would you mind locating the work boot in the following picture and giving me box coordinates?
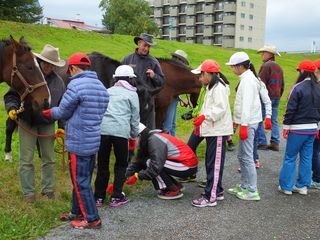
[257,144,268,150]
[267,142,279,151]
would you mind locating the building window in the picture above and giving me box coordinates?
[179,4,186,14]
[241,13,245,18]
[214,35,222,44]
[163,5,170,15]
[241,1,246,7]
[196,2,204,12]
[179,26,186,34]
[250,3,254,8]
[162,27,170,35]
[179,15,186,23]
[249,14,253,20]
[196,14,204,23]
[248,37,252,42]
[240,24,244,30]
[163,16,170,25]
[239,36,244,41]
[216,13,224,21]
[216,2,224,10]
[248,26,253,31]
[215,24,223,33]
[196,36,203,44]
[178,36,186,42]
[196,25,204,34]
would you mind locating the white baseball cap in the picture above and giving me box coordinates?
[191,64,202,74]
[226,52,250,66]
[113,65,136,78]
[138,123,146,134]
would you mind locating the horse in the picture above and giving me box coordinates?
[0,36,50,110]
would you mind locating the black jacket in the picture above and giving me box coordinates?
[4,71,66,127]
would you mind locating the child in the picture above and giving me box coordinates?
[94,65,140,207]
[42,52,109,229]
[190,60,233,207]
[279,60,320,195]
[226,52,262,201]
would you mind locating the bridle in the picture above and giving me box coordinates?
[10,50,47,102]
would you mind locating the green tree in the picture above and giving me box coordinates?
[0,0,42,24]
[100,0,159,36]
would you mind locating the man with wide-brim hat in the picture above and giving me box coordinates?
[256,44,284,152]
[171,49,189,66]
[122,33,165,129]
[4,44,66,202]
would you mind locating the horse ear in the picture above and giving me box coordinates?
[19,36,27,45]
[10,35,19,52]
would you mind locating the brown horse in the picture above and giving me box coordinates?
[155,59,201,128]
[0,36,50,110]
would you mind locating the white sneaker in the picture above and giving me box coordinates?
[293,186,308,195]
[278,186,292,195]
[5,152,12,162]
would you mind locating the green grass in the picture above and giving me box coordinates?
[0,20,319,239]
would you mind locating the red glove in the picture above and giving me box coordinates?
[265,117,272,130]
[106,183,114,195]
[42,109,52,118]
[283,129,289,139]
[126,173,138,185]
[193,115,205,127]
[128,138,136,151]
[239,125,248,140]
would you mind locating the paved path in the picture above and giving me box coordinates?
[43,139,320,240]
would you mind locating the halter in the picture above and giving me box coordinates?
[10,51,47,102]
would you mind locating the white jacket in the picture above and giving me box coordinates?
[233,70,262,125]
[256,79,272,118]
[199,81,233,137]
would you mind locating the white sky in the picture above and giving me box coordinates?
[39,0,320,52]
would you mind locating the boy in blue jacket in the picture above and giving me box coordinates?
[43,52,109,229]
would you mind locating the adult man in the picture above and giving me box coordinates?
[4,44,66,202]
[162,50,189,136]
[122,33,165,129]
[257,45,284,151]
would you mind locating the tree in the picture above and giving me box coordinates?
[0,0,42,24]
[99,0,159,36]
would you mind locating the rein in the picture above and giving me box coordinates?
[10,50,47,102]
[178,94,192,108]
[14,119,67,171]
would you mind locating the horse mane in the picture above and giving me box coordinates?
[157,58,191,71]
[89,51,120,65]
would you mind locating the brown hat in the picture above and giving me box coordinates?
[33,44,66,67]
[134,33,157,46]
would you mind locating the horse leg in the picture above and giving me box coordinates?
[5,117,17,161]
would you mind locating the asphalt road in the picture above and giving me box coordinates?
[42,138,320,240]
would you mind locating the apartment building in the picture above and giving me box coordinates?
[147,0,266,49]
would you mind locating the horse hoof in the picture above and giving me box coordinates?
[5,152,12,162]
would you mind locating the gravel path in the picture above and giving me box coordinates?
[42,138,320,240]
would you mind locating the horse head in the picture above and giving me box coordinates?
[0,36,50,111]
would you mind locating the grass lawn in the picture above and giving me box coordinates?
[0,20,319,239]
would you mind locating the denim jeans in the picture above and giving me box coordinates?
[312,134,320,182]
[163,97,179,136]
[279,131,315,191]
[270,99,280,144]
[238,123,258,192]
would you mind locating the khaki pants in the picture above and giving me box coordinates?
[18,120,55,196]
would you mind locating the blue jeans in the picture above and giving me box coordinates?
[279,131,315,191]
[163,97,178,136]
[253,125,259,161]
[312,134,320,182]
[270,99,280,144]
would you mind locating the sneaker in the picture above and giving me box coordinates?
[236,190,261,201]
[278,186,292,195]
[237,167,241,173]
[5,152,12,162]
[198,180,207,188]
[157,189,183,200]
[110,196,129,207]
[227,184,243,195]
[310,181,320,189]
[227,142,235,151]
[267,142,279,151]
[217,191,224,201]
[41,192,55,200]
[71,219,102,229]
[95,198,104,207]
[175,182,185,192]
[59,212,84,221]
[255,160,260,169]
[192,196,217,208]
[24,194,35,203]
[177,175,197,183]
[293,186,308,195]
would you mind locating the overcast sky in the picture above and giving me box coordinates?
[39,0,320,52]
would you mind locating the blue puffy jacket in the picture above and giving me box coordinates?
[51,71,109,156]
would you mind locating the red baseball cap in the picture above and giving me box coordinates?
[67,52,91,67]
[314,59,320,69]
[296,60,316,73]
[200,60,220,73]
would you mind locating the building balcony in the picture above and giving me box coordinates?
[223,26,235,36]
[187,0,196,4]
[170,0,179,5]
[204,4,214,14]
[186,17,195,26]
[203,38,213,45]
[170,8,179,16]
[154,9,163,18]
[154,0,163,8]
[204,15,214,25]
[186,28,195,37]
[186,6,196,15]
[224,2,236,12]
[204,27,213,36]
[223,15,236,24]
[222,38,235,48]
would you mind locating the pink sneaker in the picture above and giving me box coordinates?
[192,196,217,208]
[110,197,129,207]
